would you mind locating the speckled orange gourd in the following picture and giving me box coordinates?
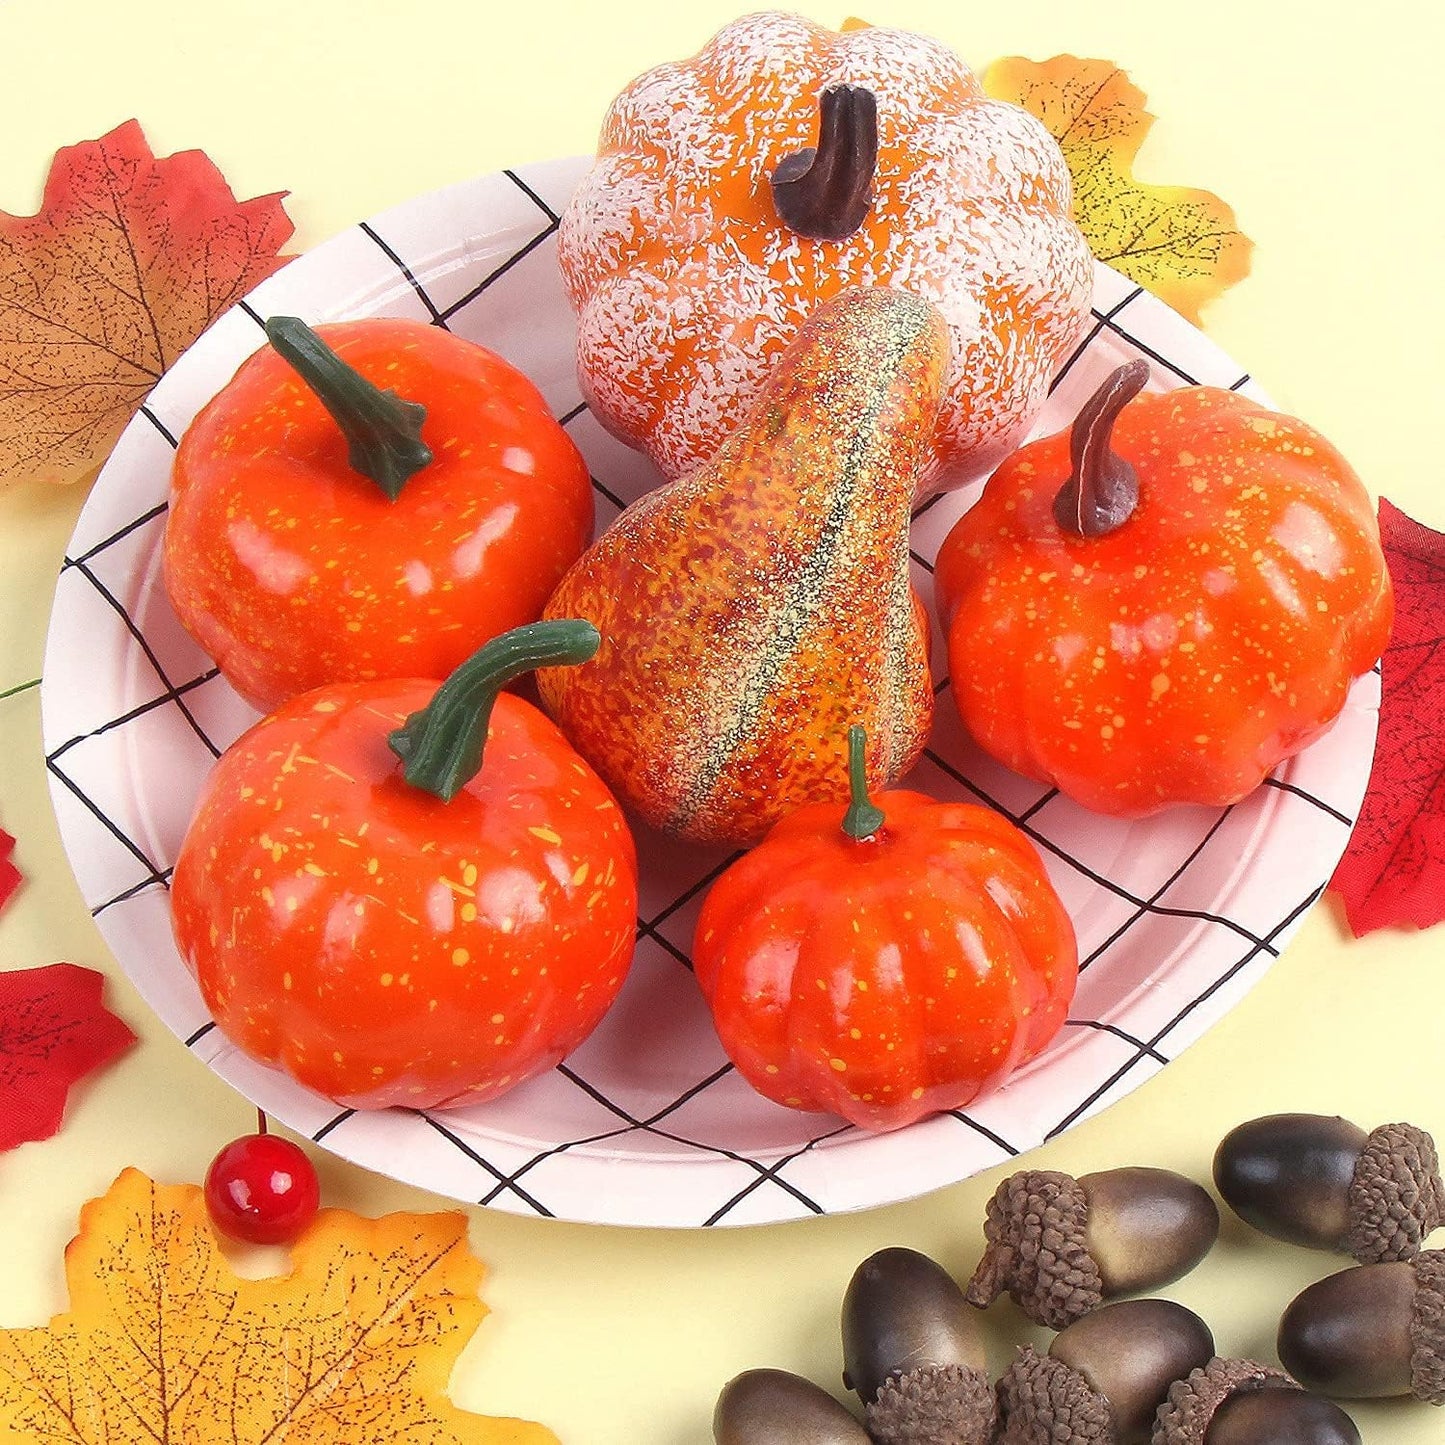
[536,287,944,845]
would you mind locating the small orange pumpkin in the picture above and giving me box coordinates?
[934,365,1394,816]
[559,12,1093,496]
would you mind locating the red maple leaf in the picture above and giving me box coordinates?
[0,119,293,490]
[1331,498,1445,934]
[0,828,17,914]
[0,963,137,1151]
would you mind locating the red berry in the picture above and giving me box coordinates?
[204,1133,320,1244]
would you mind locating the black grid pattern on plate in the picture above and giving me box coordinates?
[43,162,1369,1226]
[1044,882,1327,1139]
[46,406,219,919]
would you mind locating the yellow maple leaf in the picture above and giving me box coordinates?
[984,55,1253,323]
[0,1168,557,1445]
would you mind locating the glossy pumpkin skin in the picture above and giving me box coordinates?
[536,286,943,846]
[169,679,637,1110]
[934,385,1395,816]
[560,11,1093,497]
[164,318,593,713]
[692,791,1078,1132]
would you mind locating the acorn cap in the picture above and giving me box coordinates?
[1348,1123,1445,1264]
[965,1169,1104,1329]
[996,1344,1114,1445]
[865,1361,997,1445]
[1412,1247,1445,1403]
[1150,1356,1294,1444]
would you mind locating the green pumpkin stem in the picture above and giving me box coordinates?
[389,620,600,802]
[1052,359,1151,538]
[770,84,878,242]
[842,724,886,841]
[264,315,433,501]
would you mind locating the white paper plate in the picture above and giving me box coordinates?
[40,157,1379,1228]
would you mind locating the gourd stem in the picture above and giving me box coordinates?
[842,724,886,841]
[1052,359,1151,537]
[769,84,878,242]
[388,620,600,802]
[265,315,433,501]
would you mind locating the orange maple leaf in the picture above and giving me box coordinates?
[0,120,292,491]
[984,56,1253,323]
[0,1168,557,1444]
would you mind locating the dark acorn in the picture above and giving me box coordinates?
[841,1247,995,1445]
[995,1298,1216,1444]
[1276,1249,1445,1403]
[1153,1356,1362,1445]
[1203,1386,1361,1444]
[966,1166,1220,1328]
[713,1368,872,1445]
[1214,1114,1445,1263]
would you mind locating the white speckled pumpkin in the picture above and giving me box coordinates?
[558,11,1095,496]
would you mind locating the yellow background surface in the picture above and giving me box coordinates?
[2,1,1443,1440]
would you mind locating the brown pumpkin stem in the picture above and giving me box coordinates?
[1052,359,1151,537]
[770,84,878,241]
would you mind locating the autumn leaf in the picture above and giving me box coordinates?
[984,55,1252,323]
[1330,499,1445,935]
[0,963,135,1151]
[0,119,293,491]
[0,827,18,915]
[0,1168,558,1444]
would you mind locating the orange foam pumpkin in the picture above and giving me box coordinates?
[559,12,1094,496]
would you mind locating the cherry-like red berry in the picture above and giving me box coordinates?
[204,1133,320,1244]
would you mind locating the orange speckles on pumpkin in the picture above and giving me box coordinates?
[935,384,1391,814]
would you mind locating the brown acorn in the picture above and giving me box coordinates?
[1276,1249,1445,1403]
[966,1167,1220,1328]
[995,1298,1216,1444]
[840,1247,995,1445]
[1152,1356,1362,1444]
[713,1368,872,1444]
[1214,1114,1444,1262]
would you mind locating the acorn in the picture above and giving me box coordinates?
[713,1368,872,1444]
[995,1297,1216,1444]
[1153,1356,1362,1445]
[1276,1249,1445,1403]
[840,1247,995,1445]
[1213,1114,1444,1263]
[966,1167,1220,1328]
